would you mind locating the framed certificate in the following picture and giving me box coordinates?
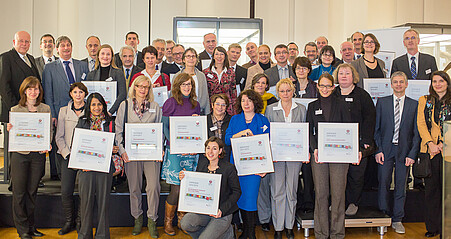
[125,123,163,161]
[318,123,359,163]
[363,78,392,105]
[293,98,316,111]
[406,79,430,101]
[153,86,169,107]
[68,128,115,173]
[9,112,51,152]
[270,122,309,162]
[375,51,396,75]
[83,81,117,112]
[178,171,221,215]
[231,134,274,176]
[201,59,211,70]
[170,116,208,154]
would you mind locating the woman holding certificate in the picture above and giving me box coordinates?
[265,78,306,239]
[250,73,277,114]
[7,76,51,239]
[75,93,118,239]
[85,44,126,115]
[179,136,241,239]
[292,56,317,98]
[55,82,88,235]
[306,73,353,239]
[161,73,201,236]
[115,75,162,237]
[225,89,270,239]
[417,71,451,237]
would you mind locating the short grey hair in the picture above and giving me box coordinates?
[152,38,166,46]
[119,45,136,60]
[390,71,408,83]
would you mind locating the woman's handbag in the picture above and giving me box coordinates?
[413,152,432,178]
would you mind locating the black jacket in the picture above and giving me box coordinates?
[207,113,232,159]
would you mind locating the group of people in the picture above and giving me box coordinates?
[0,27,446,239]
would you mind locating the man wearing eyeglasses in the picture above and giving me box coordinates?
[391,29,437,80]
[265,44,296,87]
[162,44,185,77]
[0,31,40,122]
[36,34,58,78]
[287,42,299,66]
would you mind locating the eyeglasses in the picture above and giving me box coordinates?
[363,41,375,45]
[279,89,293,94]
[322,53,333,58]
[275,51,288,55]
[404,36,417,41]
[185,55,196,59]
[135,85,150,90]
[214,102,227,107]
[18,39,31,44]
[295,67,309,72]
[318,84,333,89]
[173,52,183,56]
[181,82,192,87]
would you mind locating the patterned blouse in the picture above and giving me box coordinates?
[203,67,237,115]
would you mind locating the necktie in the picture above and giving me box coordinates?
[23,55,31,67]
[155,65,159,70]
[410,56,417,79]
[90,59,95,71]
[126,68,130,80]
[48,58,53,63]
[63,61,75,84]
[393,98,401,143]
[356,54,361,59]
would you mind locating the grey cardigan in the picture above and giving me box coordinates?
[115,98,162,155]
[351,56,386,88]
[55,101,84,158]
[264,100,307,123]
[175,68,211,115]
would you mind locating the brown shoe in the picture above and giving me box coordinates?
[164,201,176,236]
[177,211,188,234]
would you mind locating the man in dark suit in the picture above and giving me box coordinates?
[114,32,143,68]
[152,38,166,72]
[227,43,247,93]
[264,44,295,87]
[391,29,438,80]
[374,71,420,234]
[334,41,354,67]
[36,34,58,78]
[118,45,143,90]
[287,42,299,66]
[162,44,184,77]
[0,31,40,122]
[82,36,100,71]
[351,32,364,59]
[196,33,217,71]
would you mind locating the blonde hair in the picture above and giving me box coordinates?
[276,78,295,98]
[128,75,154,102]
[333,63,360,84]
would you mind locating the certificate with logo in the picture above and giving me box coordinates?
[363,78,392,105]
[406,79,430,101]
[9,112,51,152]
[153,86,169,107]
[178,171,221,215]
[318,123,359,163]
[270,122,309,162]
[170,116,208,154]
[83,81,117,112]
[125,123,163,161]
[231,134,274,176]
[68,128,115,173]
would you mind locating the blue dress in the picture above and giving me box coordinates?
[224,112,270,211]
[310,64,336,81]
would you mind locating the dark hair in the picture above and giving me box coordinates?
[318,45,336,66]
[236,89,264,114]
[304,42,317,52]
[86,35,100,44]
[56,36,72,48]
[126,31,139,40]
[204,136,226,159]
[171,73,198,109]
[142,45,158,60]
[274,44,288,53]
[428,71,451,105]
[211,93,230,108]
[69,82,88,99]
[361,33,380,54]
[182,47,198,65]
[83,93,112,123]
[40,34,54,43]
[19,76,43,107]
[292,56,312,76]
[287,42,298,50]
[209,46,229,70]
[251,73,270,92]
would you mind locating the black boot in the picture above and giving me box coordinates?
[75,205,81,232]
[58,198,75,235]
[238,209,249,239]
[248,211,257,239]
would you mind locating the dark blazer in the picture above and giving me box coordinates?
[234,64,248,91]
[195,156,241,216]
[351,56,386,88]
[195,50,211,71]
[42,58,89,119]
[85,66,127,114]
[161,61,182,76]
[264,64,295,87]
[207,113,232,142]
[391,52,438,80]
[306,95,352,151]
[114,51,144,68]
[374,95,420,161]
[0,48,40,122]
[35,55,59,78]
[121,65,143,88]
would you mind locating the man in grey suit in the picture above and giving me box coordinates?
[36,34,58,78]
[264,44,295,87]
[391,29,438,80]
[374,71,420,234]
[196,33,217,71]
[82,36,100,71]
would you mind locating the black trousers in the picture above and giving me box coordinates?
[11,152,45,236]
[346,156,368,206]
[297,162,314,211]
[424,154,443,233]
[60,156,78,220]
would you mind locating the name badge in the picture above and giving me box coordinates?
[148,109,156,113]
[207,73,214,78]
[299,90,306,95]
[262,125,268,132]
[240,77,245,84]
[315,109,322,115]
[425,69,432,75]
[210,126,218,131]
[105,77,113,82]
[81,73,86,80]
[345,97,353,102]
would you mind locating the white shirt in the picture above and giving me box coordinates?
[192,74,199,97]
[273,99,298,123]
[212,67,227,83]
[156,62,163,71]
[393,94,406,121]
[407,52,419,75]
[43,55,56,64]
[277,64,289,80]
[140,69,161,84]
[60,58,76,81]
[16,51,30,65]
[87,56,96,71]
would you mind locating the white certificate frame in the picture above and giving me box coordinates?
[8,112,51,152]
[153,86,169,107]
[170,116,207,154]
[83,81,117,112]
[406,79,430,101]
[318,123,359,163]
[363,78,392,105]
[178,171,221,215]
[375,50,396,75]
[125,123,163,161]
[293,98,316,111]
[68,128,115,173]
[231,134,274,176]
[270,122,309,162]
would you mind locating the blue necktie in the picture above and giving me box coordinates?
[126,68,130,79]
[410,56,417,79]
[63,61,75,84]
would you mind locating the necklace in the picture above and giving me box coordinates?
[363,56,375,63]
[73,104,85,111]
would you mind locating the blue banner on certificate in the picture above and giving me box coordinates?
[231,134,274,176]
[170,116,207,154]
[9,112,51,152]
[68,128,115,173]
[125,123,163,161]
[270,122,309,162]
[178,171,221,215]
[318,123,359,163]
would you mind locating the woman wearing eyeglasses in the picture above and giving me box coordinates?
[292,56,317,98]
[309,45,337,82]
[351,33,386,88]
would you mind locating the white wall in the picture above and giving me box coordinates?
[1,0,451,61]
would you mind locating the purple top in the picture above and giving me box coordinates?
[163,96,201,117]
